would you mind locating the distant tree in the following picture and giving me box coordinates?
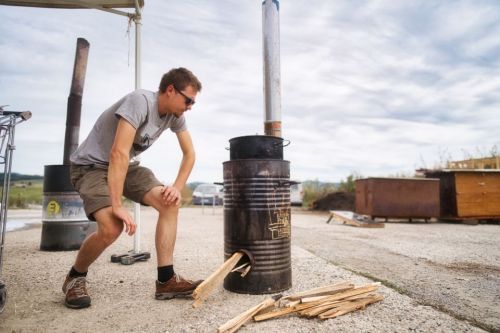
[338,172,362,193]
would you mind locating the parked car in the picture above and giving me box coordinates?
[290,182,304,206]
[192,183,224,205]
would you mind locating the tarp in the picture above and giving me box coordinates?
[0,0,143,9]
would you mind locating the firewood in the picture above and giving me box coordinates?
[299,300,349,317]
[253,306,299,322]
[192,252,244,308]
[300,283,379,307]
[240,265,251,278]
[318,294,384,319]
[299,291,381,317]
[283,281,354,301]
[230,262,250,273]
[254,285,379,322]
[284,300,300,308]
[217,295,281,333]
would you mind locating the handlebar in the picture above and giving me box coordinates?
[0,111,32,121]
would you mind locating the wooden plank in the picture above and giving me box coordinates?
[456,193,500,216]
[217,297,278,333]
[318,294,384,319]
[328,211,384,228]
[455,173,500,193]
[282,281,354,301]
[192,252,244,308]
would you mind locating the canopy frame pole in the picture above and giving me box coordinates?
[132,0,142,254]
[57,0,143,254]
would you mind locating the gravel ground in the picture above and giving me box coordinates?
[0,207,496,332]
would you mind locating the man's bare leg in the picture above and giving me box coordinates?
[63,206,124,309]
[142,186,202,299]
[143,186,178,267]
[73,207,125,272]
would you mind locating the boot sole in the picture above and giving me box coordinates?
[64,301,91,309]
[155,290,194,300]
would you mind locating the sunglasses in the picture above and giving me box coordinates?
[173,85,195,106]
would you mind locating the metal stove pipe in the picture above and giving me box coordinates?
[63,38,89,165]
[262,0,282,137]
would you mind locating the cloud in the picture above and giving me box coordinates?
[1,0,499,183]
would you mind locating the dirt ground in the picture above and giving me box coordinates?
[0,207,498,332]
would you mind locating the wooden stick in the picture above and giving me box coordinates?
[299,300,350,317]
[254,284,379,322]
[230,262,250,273]
[299,291,381,317]
[217,296,279,333]
[253,306,299,322]
[192,252,244,308]
[318,294,384,319]
[283,281,354,301]
[284,300,300,308]
[240,265,251,278]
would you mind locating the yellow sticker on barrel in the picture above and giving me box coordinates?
[47,200,61,215]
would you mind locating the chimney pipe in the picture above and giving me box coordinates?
[262,0,282,137]
[63,38,89,165]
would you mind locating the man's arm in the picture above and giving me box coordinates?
[162,130,195,206]
[108,118,137,235]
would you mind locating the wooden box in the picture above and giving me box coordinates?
[355,177,440,219]
[424,170,500,218]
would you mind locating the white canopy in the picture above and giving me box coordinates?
[0,0,142,9]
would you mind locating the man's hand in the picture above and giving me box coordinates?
[161,185,182,206]
[112,206,136,236]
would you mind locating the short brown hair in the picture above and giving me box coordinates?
[158,67,202,93]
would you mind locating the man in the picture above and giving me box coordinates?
[63,67,202,309]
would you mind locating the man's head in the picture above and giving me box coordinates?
[158,68,202,118]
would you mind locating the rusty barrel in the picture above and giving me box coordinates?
[223,159,292,294]
[40,165,96,251]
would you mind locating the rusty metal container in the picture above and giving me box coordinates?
[424,170,500,219]
[223,159,292,294]
[355,177,440,219]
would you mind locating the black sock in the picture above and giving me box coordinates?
[157,265,174,283]
[69,266,87,278]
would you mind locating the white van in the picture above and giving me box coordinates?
[290,182,304,206]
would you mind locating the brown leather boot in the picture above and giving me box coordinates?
[155,274,203,300]
[62,275,91,309]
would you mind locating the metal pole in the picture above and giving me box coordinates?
[63,38,89,165]
[133,4,142,254]
[0,117,15,276]
[262,0,282,137]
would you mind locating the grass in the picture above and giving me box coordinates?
[1,179,43,208]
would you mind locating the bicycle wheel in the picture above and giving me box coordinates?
[0,281,6,313]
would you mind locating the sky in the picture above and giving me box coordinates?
[1,0,499,184]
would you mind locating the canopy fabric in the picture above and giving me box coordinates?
[0,0,143,8]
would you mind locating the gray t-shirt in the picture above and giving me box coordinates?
[70,89,187,165]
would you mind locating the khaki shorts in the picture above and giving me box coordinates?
[70,163,163,221]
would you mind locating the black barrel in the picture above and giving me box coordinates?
[229,135,287,160]
[40,165,96,251]
[223,159,292,294]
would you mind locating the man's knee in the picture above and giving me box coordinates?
[156,203,179,216]
[94,207,124,245]
[99,223,123,246]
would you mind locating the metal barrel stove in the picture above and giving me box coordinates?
[40,165,96,251]
[223,135,292,294]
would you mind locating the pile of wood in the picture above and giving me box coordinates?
[217,281,384,332]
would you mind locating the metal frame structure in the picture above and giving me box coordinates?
[1,0,145,255]
[0,107,32,313]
